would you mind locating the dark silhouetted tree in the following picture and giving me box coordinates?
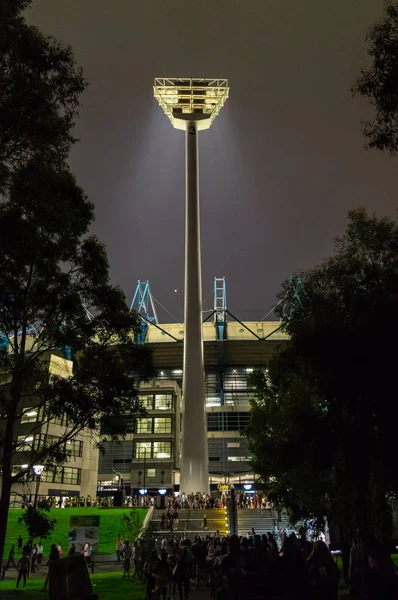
[0,0,85,187]
[246,209,398,557]
[0,155,153,567]
[354,2,398,152]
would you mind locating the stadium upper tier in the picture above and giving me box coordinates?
[143,321,288,367]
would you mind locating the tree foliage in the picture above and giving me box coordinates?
[18,506,56,541]
[0,154,154,566]
[246,208,398,543]
[0,0,85,186]
[354,1,398,153]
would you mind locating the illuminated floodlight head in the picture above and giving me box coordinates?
[154,78,229,131]
[33,464,44,476]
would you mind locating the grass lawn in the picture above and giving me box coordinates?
[5,507,147,557]
[0,572,146,599]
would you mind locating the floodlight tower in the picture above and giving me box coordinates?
[154,78,229,494]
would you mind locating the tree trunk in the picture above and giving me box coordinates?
[0,469,12,571]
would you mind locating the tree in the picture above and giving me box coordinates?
[0,155,154,568]
[354,1,398,153]
[246,208,398,551]
[18,506,56,545]
[119,510,144,544]
[0,0,85,186]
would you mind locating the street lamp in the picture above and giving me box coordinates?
[154,78,229,495]
[33,465,44,509]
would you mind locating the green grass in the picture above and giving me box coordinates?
[0,572,146,600]
[5,507,147,558]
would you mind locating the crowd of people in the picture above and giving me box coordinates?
[131,528,398,600]
[4,536,93,589]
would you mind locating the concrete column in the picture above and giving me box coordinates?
[180,120,208,494]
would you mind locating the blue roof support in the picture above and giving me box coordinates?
[130,280,159,344]
[214,277,227,341]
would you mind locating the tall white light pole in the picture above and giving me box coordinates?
[154,78,229,494]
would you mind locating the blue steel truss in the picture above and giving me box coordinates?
[130,280,159,344]
[214,277,227,341]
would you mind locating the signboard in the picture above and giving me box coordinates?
[49,555,94,600]
[217,483,234,491]
[68,515,100,553]
[48,489,80,497]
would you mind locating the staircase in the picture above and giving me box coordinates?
[185,508,228,543]
[237,508,294,539]
[147,508,229,551]
[147,509,189,551]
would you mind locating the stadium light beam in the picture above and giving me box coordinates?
[154,78,229,494]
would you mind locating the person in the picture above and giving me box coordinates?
[68,543,76,557]
[17,536,23,554]
[6,544,17,569]
[31,544,38,573]
[161,536,168,551]
[116,539,124,561]
[349,530,367,599]
[145,549,159,598]
[279,536,309,599]
[36,542,43,566]
[16,553,30,588]
[43,545,60,591]
[153,551,172,600]
[123,540,132,578]
[219,535,247,600]
[308,540,339,600]
[363,535,398,599]
[201,514,208,531]
[57,542,63,557]
[208,537,221,558]
[83,541,92,565]
[173,546,193,600]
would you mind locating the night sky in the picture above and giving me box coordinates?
[28,1,397,322]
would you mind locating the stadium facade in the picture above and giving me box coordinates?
[98,319,288,499]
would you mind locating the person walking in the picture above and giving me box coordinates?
[6,545,17,569]
[123,540,132,578]
[116,539,124,562]
[308,540,339,600]
[43,545,60,592]
[17,536,23,554]
[174,546,193,600]
[16,553,30,589]
[83,541,92,565]
[201,514,208,531]
[36,542,43,566]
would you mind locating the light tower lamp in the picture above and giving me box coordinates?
[154,78,229,495]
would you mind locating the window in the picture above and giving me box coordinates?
[136,418,152,434]
[135,443,151,459]
[154,418,172,434]
[147,469,156,477]
[51,413,70,427]
[21,409,38,424]
[153,441,171,459]
[207,412,250,432]
[154,395,172,410]
[134,441,172,459]
[66,439,83,457]
[16,435,35,451]
[63,467,81,485]
[227,442,240,448]
[228,456,251,462]
[41,467,81,485]
[139,395,154,410]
